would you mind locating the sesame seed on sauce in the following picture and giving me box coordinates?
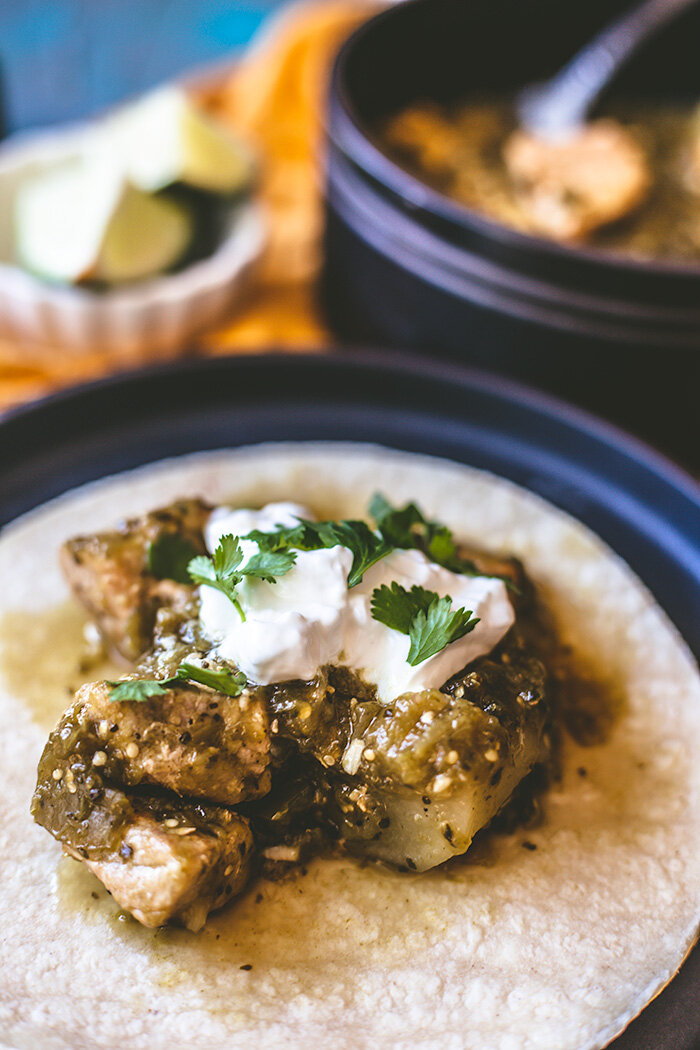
[92,751,107,767]
[363,749,376,762]
[125,743,139,759]
[446,750,459,765]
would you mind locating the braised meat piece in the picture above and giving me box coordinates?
[74,804,253,931]
[31,693,257,929]
[503,119,650,240]
[40,771,252,931]
[38,678,271,806]
[61,499,211,662]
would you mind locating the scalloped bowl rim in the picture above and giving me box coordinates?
[0,119,266,313]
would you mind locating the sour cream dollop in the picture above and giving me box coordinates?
[198,503,515,703]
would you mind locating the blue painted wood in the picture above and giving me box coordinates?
[0,0,285,136]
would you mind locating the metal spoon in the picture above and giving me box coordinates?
[516,0,699,138]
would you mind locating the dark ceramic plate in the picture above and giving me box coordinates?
[1,350,698,1049]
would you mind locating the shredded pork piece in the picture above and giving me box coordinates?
[503,119,651,240]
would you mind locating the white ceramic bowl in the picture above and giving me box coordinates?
[0,123,266,365]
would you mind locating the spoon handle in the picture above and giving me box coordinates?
[518,0,698,136]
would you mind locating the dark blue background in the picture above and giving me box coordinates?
[0,1,283,136]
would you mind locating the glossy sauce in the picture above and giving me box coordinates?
[385,100,700,260]
[0,602,122,730]
[9,589,622,956]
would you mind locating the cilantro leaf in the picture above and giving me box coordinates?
[106,678,173,702]
[108,662,248,702]
[244,518,390,587]
[188,534,295,620]
[147,533,202,584]
[368,494,424,548]
[249,521,319,553]
[212,534,244,578]
[187,554,219,586]
[406,595,480,666]
[321,520,391,586]
[371,582,480,666]
[370,494,479,576]
[188,548,246,620]
[370,582,437,634]
[176,662,247,697]
[240,547,297,583]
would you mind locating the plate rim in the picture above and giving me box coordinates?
[1,347,699,1049]
[1,347,698,491]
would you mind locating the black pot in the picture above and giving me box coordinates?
[322,0,700,469]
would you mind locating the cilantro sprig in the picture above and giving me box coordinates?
[369,494,480,576]
[188,534,296,620]
[246,519,391,587]
[107,661,247,702]
[192,495,487,608]
[370,582,480,666]
[174,661,247,695]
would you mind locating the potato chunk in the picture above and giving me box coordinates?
[334,651,549,870]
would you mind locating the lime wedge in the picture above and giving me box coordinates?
[14,157,192,285]
[109,85,254,196]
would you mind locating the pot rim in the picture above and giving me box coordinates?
[328,0,700,285]
[329,144,700,330]
[327,150,700,351]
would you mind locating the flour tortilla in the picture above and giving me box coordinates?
[1,443,698,1050]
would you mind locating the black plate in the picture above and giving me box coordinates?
[1,350,698,1048]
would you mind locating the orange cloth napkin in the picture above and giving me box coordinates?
[0,0,374,412]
